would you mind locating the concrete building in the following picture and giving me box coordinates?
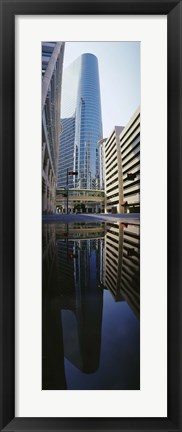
[57,53,103,192]
[104,107,140,214]
[98,138,107,191]
[119,107,140,213]
[104,126,124,214]
[42,42,65,214]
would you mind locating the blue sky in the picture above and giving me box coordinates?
[63,42,140,137]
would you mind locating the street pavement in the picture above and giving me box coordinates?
[42,213,140,225]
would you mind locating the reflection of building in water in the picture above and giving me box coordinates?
[120,224,140,318]
[42,222,140,390]
[42,223,67,390]
[103,223,140,318]
[42,223,56,292]
[103,223,123,301]
[52,225,104,373]
[56,235,103,373]
[42,223,104,387]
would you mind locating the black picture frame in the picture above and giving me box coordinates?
[0,0,181,431]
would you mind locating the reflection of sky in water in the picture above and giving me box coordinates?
[64,290,140,390]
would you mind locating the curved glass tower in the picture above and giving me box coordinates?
[57,53,103,190]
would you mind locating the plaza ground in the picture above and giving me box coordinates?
[42,213,140,226]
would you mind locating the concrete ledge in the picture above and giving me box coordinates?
[42,213,140,225]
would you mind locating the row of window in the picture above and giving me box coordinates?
[123,237,140,250]
[106,235,119,246]
[105,162,118,176]
[122,140,140,163]
[122,150,140,169]
[123,179,140,191]
[105,151,118,170]
[122,257,139,274]
[120,114,140,147]
[106,245,119,259]
[123,159,140,175]
[106,183,119,194]
[124,230,140,240]
[120,136,140,164]
[106,259,118,279]
[106,199,119,206]
[124,188,140,198]
[106,176,119,188]
[105,134,116,157]
[123,249,139,264]
[105,274,117,294]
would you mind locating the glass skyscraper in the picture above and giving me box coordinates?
[57,53,103,190]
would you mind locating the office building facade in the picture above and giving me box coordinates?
[119,107,140,213]
[57,53,103,191]
[104,126,124,213]
[42,42,65,213]
[104,107,140,214]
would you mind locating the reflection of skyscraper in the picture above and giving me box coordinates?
[103,223,140,318]
[56,236,103,373]
[57,53,103,190]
